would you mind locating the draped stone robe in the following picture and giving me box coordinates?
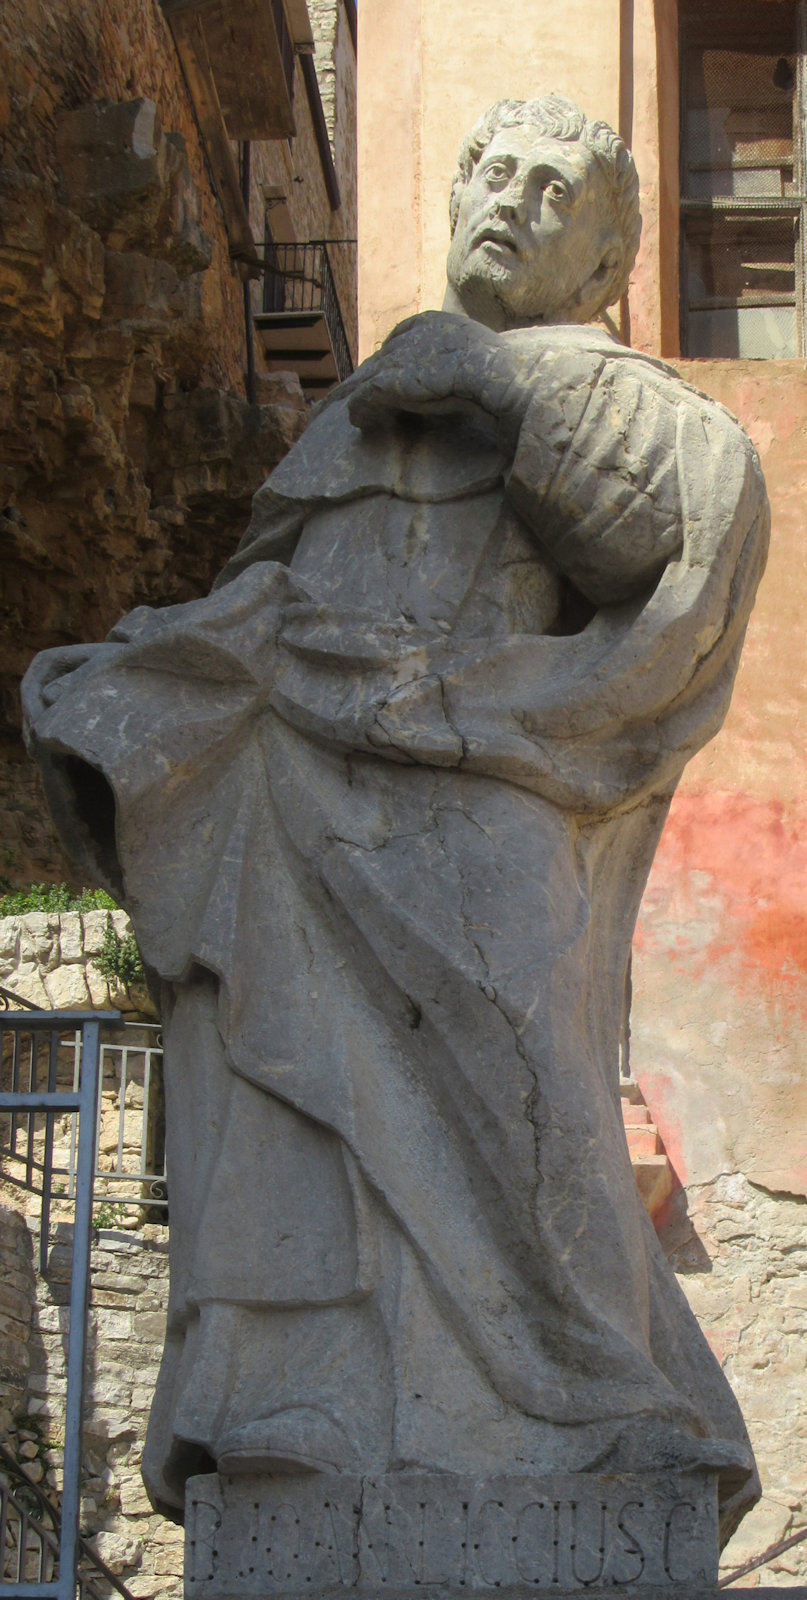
[22,317,769,1542]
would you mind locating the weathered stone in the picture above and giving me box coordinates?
[56,99,213,275]
[90,1526,144,1575]
[22,94,768,1597]
[185,1471,719,1594]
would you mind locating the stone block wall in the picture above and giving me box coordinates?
[1,0,317,886]
[2,1207,181,1598]
[0,909,155,1015]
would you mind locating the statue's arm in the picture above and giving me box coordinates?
[506,357,770,609]
[504,356,687,606]
[346,318,761,612]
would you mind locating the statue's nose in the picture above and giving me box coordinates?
[496,181,529,226]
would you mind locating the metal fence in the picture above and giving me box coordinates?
[0,1008,126,1599]
[0,1445,133,1599]
[260,240,354,383]
[1,1009,166,1240]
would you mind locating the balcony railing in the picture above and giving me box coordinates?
[255,241,354,395]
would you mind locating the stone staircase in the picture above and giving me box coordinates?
[620,1078,675,1220]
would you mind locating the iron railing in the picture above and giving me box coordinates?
[0,1008,119,1599]
[260,241,354,382]
[0,1444,135,1600]
[1,1019,165,1228]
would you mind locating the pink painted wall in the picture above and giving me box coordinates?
[631,361,807,1198]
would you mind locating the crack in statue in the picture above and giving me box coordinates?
[23,96,768,1546]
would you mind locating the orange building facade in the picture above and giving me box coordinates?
[356,8,807,1576]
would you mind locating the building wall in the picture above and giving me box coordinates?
[246,0,358,360]
[632,360,807,1204]
[1,0,356,886]
[354,2,807,1579]
[357,0,622,356]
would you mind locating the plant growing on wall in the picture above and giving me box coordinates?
[92,923,147,996]
[0,883,117,915]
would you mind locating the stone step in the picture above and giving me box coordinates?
[625,1123,662,1158]
[632,1152,674,1214]
[622,1101,651,1125]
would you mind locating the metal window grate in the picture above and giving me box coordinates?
[680,0,807,356]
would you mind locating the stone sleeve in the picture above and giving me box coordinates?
[506,354,683,606]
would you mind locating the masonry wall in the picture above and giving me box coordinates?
[0,1202,180,1599]
[1,0,358,888]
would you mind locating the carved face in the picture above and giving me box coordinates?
[446,126,619,329]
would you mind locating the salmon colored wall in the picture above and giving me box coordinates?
[632,361,807,1198]
[355,6,807,1196]
[627,0,679,356]
[357,0,622,356]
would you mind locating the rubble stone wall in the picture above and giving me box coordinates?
[1,0,313,886]
[0,908,153,1013]
[676,1176,807,1586]
[3,1212,180,1599]
[0,1203,36,1438]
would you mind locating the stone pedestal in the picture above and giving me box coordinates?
[184,1470,719,1597]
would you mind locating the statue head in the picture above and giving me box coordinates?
[444,95,641,331]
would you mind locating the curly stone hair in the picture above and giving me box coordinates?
[449,95,642,308]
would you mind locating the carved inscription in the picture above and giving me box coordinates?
[184,1471,719,1596]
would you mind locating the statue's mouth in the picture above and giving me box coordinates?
[476,229,518,254]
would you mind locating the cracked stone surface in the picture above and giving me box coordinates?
[21,97,771,1589]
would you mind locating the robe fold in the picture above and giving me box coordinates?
[23,318,768,1538]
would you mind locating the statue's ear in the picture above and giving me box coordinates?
[575,238,623,315]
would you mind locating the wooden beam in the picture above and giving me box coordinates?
[285,0,315,52]
[196,0,296,140]
[162,1,261,274]
[301,52,341,211]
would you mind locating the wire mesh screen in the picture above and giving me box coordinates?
[684,50,796,198]
[680,0,803,356]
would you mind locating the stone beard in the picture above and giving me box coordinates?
[23,94,768,1582]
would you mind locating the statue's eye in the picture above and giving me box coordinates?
[544,179,570,202]
[484,163,510,186]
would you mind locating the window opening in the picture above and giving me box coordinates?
[680,0,807,356]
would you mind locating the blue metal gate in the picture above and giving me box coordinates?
[0,1004,135,1600]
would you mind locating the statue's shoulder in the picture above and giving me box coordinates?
[501,322,758,459]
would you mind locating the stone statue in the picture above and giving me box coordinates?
[23,96,768,1575]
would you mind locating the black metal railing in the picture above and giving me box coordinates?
[0,1445,135,1599]
[260,241,354,382]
